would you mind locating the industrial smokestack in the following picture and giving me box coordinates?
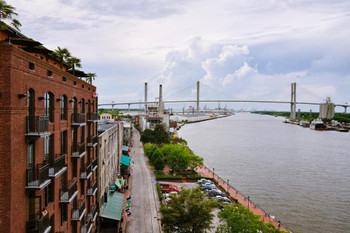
[159,84,163,113]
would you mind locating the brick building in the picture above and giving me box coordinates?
[0,25,99,233]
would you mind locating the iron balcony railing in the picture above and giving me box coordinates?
[60,179,77,203]
[49,154,66,177]
[87,205,97,222]
[87,112,98,121]
[87,180,97,196]
[71,199,85,221]
[92,157,97,171]
[80,163,92,179]
[81,217,92,233]
[26,211,51,233]
[71,142,85,158]
[79,142,86,155]
[71,113,85,124]
[87,136,98,147]
[26,163,50,189]
[26,116,49,135]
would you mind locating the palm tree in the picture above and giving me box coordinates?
[86,73,96,84]
[67,56,82,75]
[0,0,22,31]
[50,46,71,69]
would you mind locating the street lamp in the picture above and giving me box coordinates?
[247,196,250,209]
[213,168,215,179]
[227,179,229,193]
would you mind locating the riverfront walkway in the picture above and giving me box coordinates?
[196,166,289,232]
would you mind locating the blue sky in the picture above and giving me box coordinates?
[7,0,350,111]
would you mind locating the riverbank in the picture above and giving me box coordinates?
[196,165,291,232]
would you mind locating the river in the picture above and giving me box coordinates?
[179,113,350,233]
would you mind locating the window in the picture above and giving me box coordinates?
[74,81,76,86]
[80,99,85,113]
[60,131,67,154]
[82,84,84,89]
[60,95,67,120]
[60,204,67,226]
[29,62,35,71]
[45,181,54,207]
[62,76,67,82]
[44,92,54,122]
[80,180,85,195]
[47,70,53,77]
[80,126,85,143]
[44,135,51,163]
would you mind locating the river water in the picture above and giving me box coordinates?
[179,113,350,233]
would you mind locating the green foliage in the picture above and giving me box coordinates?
[140,129,155,144]
[140,124,169,144]
[152,148,165,170]
[0,1,21,31]
[160,187,219,233]
[50,46,71,69]
[155,174,183,180]
[166,144,192,171]
[143,143,158,157]
[156,183,163,201]
[216,205,286,233]
[170,136,188,145]
[66,56,82,75]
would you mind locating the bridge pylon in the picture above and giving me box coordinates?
[290,82,296,120]
[197,81,200,113]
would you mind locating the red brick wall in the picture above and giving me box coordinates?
[0,44,98,233]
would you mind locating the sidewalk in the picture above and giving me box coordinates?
[196,166,288,232]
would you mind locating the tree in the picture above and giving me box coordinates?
[216,204,285,233]
[0,1,21,31]
[166,144,191,171]
[160,187,219,233]
[50,46,71,69]
[140,129,155,144]
[86,73,97,84]
[66,56,82,75]
[151,148,165,170]
[154,124,170,144]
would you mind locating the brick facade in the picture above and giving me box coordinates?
[0,41,98,233]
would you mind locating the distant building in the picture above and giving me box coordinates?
[0,25,99,233]
[100,113,113,121]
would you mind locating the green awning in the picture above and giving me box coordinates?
[100,192,125,221]
[122,145,129,152]
[120,155,130,166]
[115,178,126,189]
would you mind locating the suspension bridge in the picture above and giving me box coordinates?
[98,82,350,120]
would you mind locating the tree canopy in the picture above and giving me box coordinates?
[216,204,285,233]
[160,187,219,233]
[140,124,169,145]
[50,46,71,69]
[0,1,21,31]
[66,56,82,75]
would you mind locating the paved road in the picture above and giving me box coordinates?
[126,128,162,233]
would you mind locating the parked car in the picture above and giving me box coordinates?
[160,183,180,193]
[202,184,217,191]
[214,196,232,203]
[208,189,225,197]
[197,178,209,184]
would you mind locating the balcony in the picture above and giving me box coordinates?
[26,212,52,233]
[71,199,86,221]
[26,163,51,190]
[80,217,93,233]
[87,136,98,147]
[48,154,67,178]
[80,163,92,180]
[87,180,97,196]
[87,205,98,223]
[25,116,50,141]
[87,112,98,122]
[71,113,86,127]
[71,142,86,158]
[92,157,97,172]
[59,179,78,204]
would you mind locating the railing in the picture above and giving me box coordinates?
[87,112,98,121]
[72,199,85,221]
[71,143,79,157]
[49,154,66,176]
[87,180,97,196]
[60,179,77,203]
[79,142,86,155]
[92,157,97,170]
[26,163,50,188]
[87,136,97,147]
[26,116,49,134]
[80,163,92,179]
[87,205,97,221]
[26,211,51,233]
[71,113,85,124]
[81,217,92,233]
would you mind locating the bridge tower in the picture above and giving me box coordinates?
[159,84,163,113]
[290,82,296,120]
[144,82,148,114]
[197,81,200,113]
